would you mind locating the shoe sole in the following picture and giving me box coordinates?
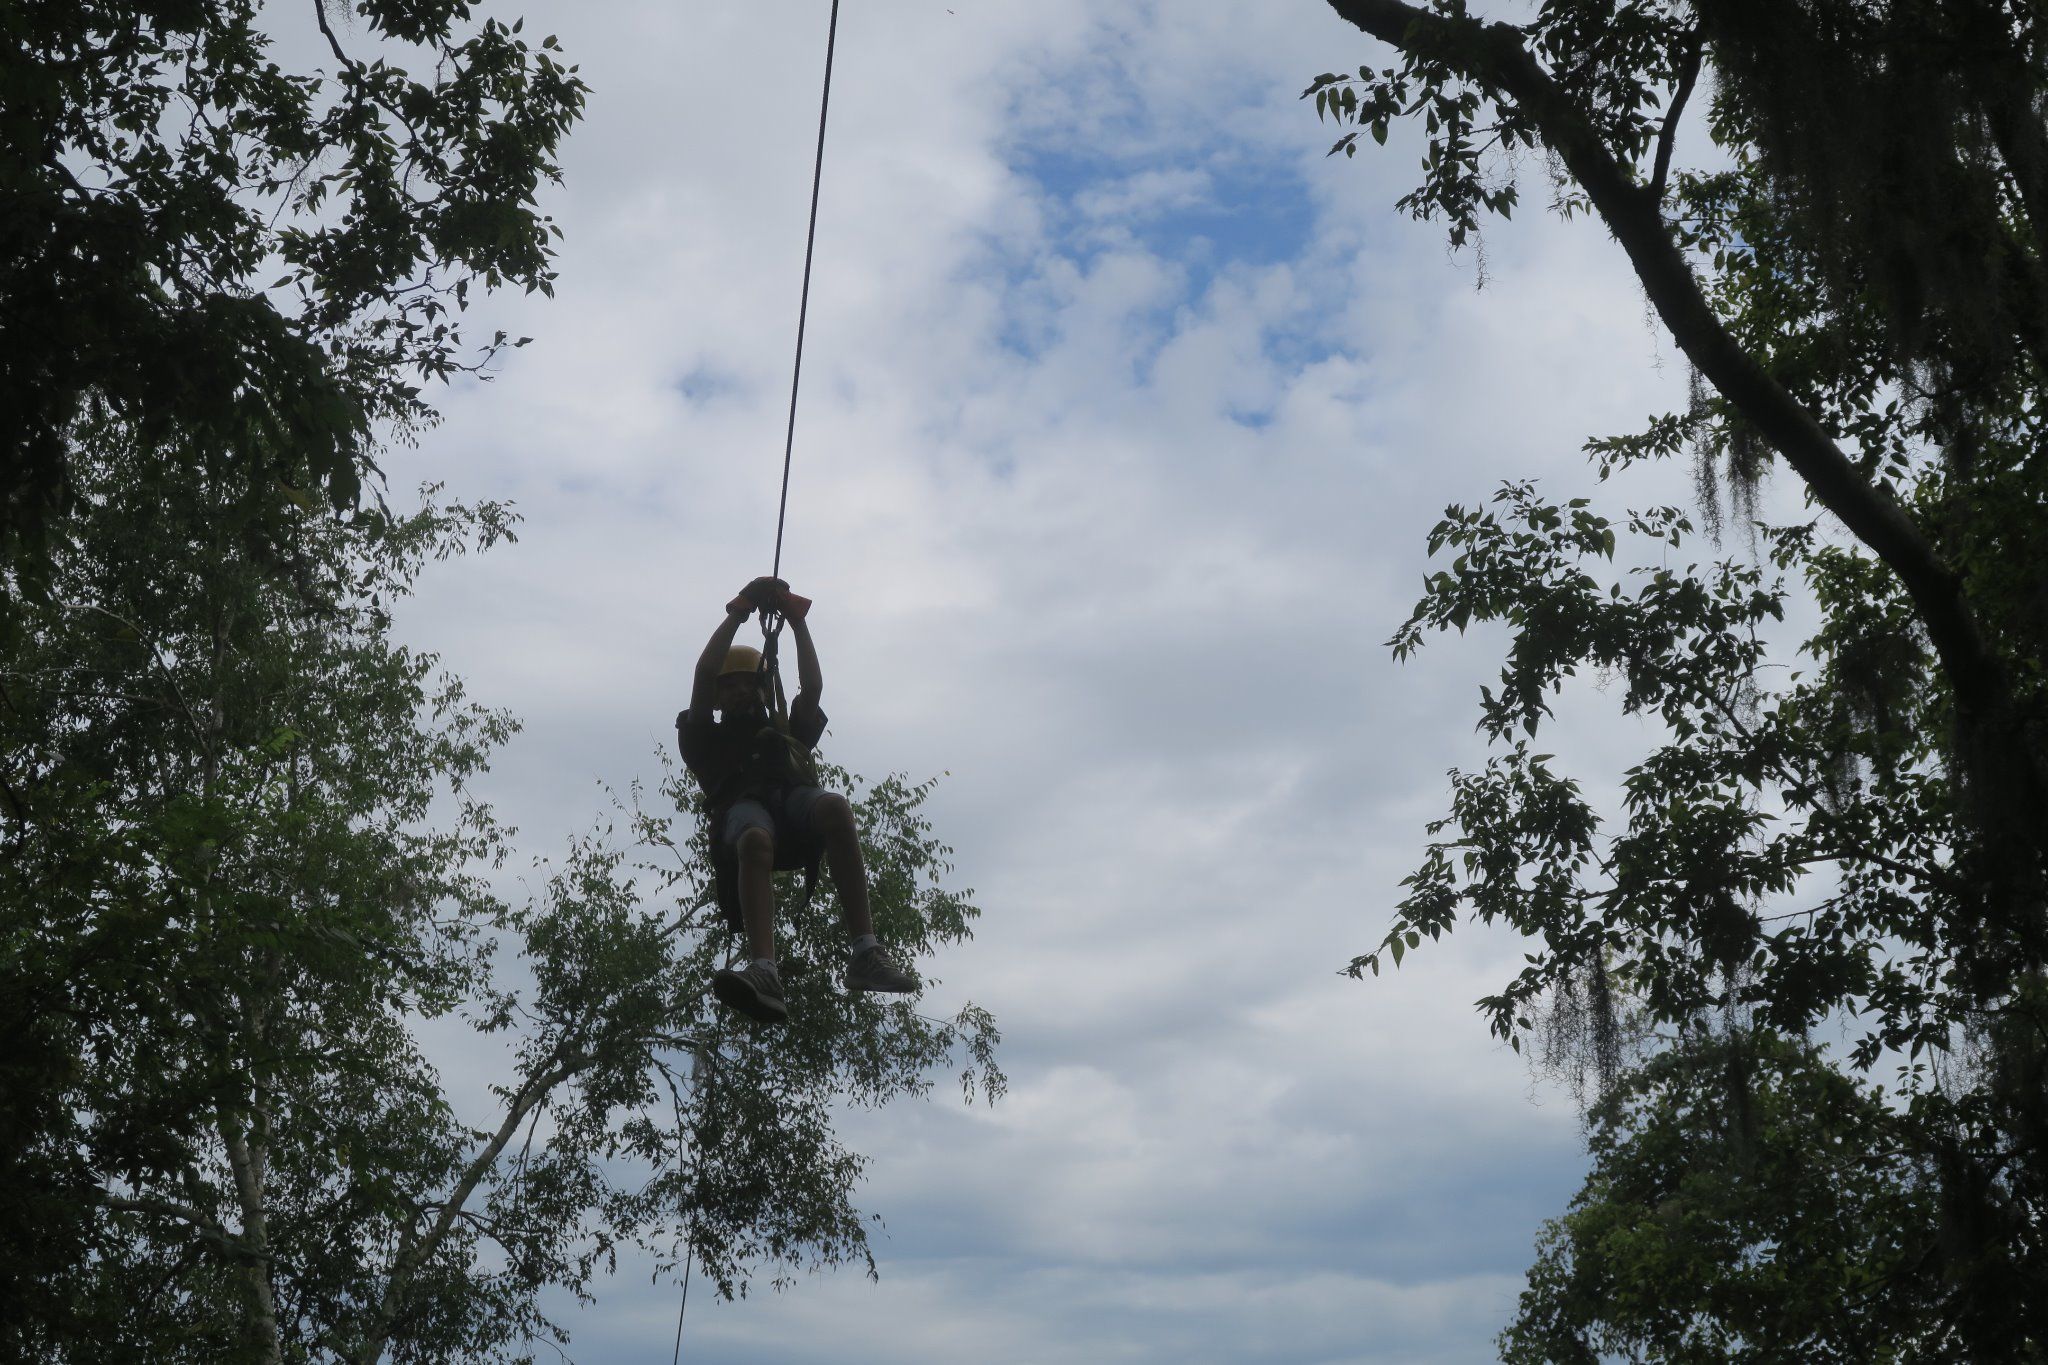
[713,970,789,1023]
[845,975,918,995]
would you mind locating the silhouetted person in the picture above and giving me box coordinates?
[679,577,917,1023]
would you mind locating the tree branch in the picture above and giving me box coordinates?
[357,1046,591,1362]
[62,601,214,762]
[1649,29,1702,206]
[312,0,356,71]
[97,1193,235,1247]
[1322,0,2045,813]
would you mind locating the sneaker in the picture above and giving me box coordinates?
[712,962,788,1024]
[844,945,917,994]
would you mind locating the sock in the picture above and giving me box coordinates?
[751,957,779,977]
[848,934,879,955]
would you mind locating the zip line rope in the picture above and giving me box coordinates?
[669,1245,693,1365]
[670,1079,695,1365]
[773,0,844,583]
[678,5,844,1358]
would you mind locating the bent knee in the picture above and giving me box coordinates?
[735,827,775,864]
[813,792,855,832]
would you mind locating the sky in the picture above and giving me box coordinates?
[355,1,1738,1360]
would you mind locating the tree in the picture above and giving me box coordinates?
[1307,0,2047,1352]
[1499,1035,1942,1363]
[0,1,586,601]
[0,433,1002,1361]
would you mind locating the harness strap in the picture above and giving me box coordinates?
[748,611,822,917]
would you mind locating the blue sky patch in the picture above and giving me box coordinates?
[673,363,743,405]
[1020,145,1315,280]
[983,143,1326,390]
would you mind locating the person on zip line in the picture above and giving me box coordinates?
[678,576,918,1023]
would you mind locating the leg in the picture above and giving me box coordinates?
[773,787,913,995]
[734,825,778,961]
[807,791,872,938]
[711,804,790,1024]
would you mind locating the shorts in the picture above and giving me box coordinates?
[710,786,830,933]
[717,785,831,869]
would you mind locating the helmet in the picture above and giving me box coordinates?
[720,644,762,677]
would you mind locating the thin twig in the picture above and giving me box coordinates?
[312,0,355,69]
[1650,29,1703,205]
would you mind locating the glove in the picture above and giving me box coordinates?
[727,576,786,616]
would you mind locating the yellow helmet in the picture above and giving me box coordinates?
[720,644,762,677]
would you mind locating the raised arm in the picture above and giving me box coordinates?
[690,597,753,714]
[787,607,822,706]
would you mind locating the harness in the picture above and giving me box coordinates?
[706,610,822,934]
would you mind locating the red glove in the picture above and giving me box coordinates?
[727,577,811,620]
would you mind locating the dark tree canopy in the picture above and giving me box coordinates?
[0,1,586,602]
[0,432,1002,1360]
[1310,1,2048,1354]
[1501,1036,1941,1363]
[0,10,1007,1354]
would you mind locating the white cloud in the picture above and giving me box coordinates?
[1075,167,1217,223]
[367,0,1730,1359]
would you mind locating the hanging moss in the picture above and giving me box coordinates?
[1538,950,1630,1109]
[1700,0,2048,423]
[1686,367,1768,544]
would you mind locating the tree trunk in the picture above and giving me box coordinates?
[220,1116,283,1365]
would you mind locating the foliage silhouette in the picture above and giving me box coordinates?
[0,434,1001,1362]
[1313,1,2048,1353]
[0,1,586,608]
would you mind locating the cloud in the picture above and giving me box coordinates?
[1075,167,1216,224]
[366,0,1724,1359]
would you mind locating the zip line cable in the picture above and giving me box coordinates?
[670,1082,696,1365]
[677,11,844,1356]
[669,1242,693,1365]
[672,1028,727,1363]
[773,0,844,582]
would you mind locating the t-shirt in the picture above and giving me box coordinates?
[676,696,827,815]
